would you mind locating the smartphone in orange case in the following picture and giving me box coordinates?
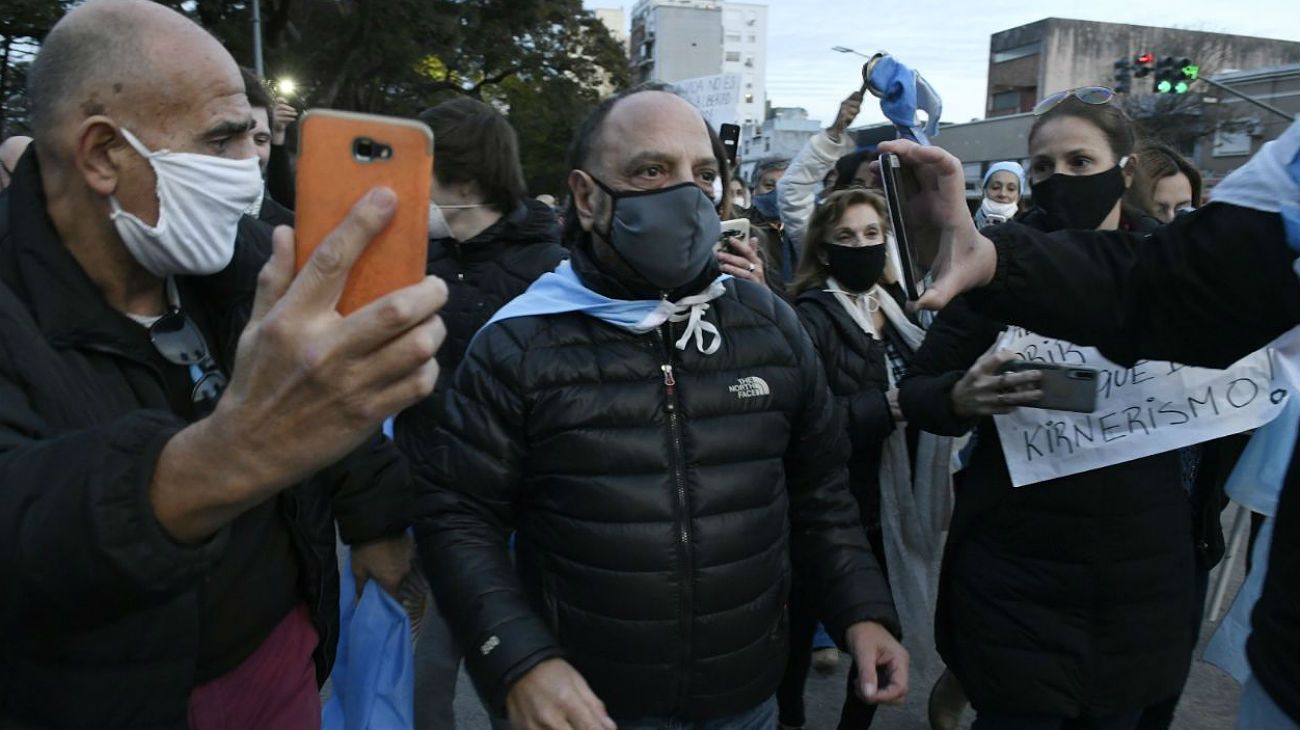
[294,109,433,315]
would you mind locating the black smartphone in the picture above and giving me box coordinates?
[878,152,931,301]
[719,123,740,166]
[1000,359,1100,414]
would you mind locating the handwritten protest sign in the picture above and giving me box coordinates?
[673,73,741,130]
[992,327,1287,487]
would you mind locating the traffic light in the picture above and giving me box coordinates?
[1113,58,1133,94]
[1134,52,1155,78]
[1176,58,1198,94]
[1155,56,1178,93]
[1153,56,1197,93]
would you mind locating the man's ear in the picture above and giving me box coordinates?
[76,116,128,198]
[568,169,599,232]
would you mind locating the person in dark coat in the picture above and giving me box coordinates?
[241,66,295,228]
[871,118,1300,730]
[410,85,908,730]
[1,2,445,727]
[786,187,921,730]
[391,96,565,730]
[899,92,1194,730]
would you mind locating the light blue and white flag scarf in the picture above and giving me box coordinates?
[477,260,731,355]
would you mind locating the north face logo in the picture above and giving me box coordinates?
[729,376,770,399]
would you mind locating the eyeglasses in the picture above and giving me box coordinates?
[149,310,228,415]
[1033,86,1116,116]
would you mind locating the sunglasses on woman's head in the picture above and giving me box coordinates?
[1033,86,1116,116]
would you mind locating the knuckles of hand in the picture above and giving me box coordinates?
[377,296,416,330]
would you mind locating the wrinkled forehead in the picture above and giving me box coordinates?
[591,92,713,171]
[130,35,249,139]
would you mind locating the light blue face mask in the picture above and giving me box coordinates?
[588,175,722,292]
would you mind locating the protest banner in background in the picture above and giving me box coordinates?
[673,73,742,130]
[992,327,1288,488]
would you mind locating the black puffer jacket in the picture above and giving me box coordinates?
[0,151,409,729]
[411,251,898,721]
[793,288,895,536]
[900,295,1194,717]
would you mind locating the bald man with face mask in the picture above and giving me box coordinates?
[0,1,446,727]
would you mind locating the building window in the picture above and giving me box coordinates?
[744,56,754,67]
[991,41,1041,64]
[745,93,754,103]
[1213,127,1252,157]
[747,34,756,43]
[990,90,1020,112]
[725,32,741,42]
[725,51,741,62]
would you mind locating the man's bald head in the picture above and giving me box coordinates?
[0,135,33,188]
[564,84,721,249]
[27,0,237,157]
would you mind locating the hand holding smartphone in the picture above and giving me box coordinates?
[878,152,933,301]
[715,218,751,253]
[999,359,1099,413]
[295,110,433,314]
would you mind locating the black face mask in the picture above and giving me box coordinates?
[826,243,887,293]
[588,175,721,294]
[1030,163,1127,231]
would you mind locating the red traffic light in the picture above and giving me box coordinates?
[1137,52,1154,64]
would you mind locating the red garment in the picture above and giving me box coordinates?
[188,604,320,730]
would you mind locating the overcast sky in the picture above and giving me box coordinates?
[582,0,1300,127]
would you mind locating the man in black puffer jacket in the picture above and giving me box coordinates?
[393,97,564,730]
[411,86,906,730]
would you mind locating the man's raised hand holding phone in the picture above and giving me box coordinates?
[151,188,447,544]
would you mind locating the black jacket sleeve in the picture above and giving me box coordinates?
[777,299,899,643]
[969,204,1300,368]
[409,324,562,711]
[325,432,412,545]
[898,296,1002,437]
[0,355,229,629]
[265,144,295,209]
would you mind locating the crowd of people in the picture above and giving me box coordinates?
[1,2,1297,730]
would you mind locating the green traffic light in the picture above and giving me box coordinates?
[1174,81,1189,94]
[1157,79,1172,93]
[1181,64,1199,79]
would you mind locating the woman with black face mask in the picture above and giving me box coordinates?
[781,189,948,730]
[901,89,1195,730]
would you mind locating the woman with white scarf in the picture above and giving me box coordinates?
[779,188,952,730]
[973,161,1025,229]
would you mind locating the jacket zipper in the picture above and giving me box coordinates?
[656,326,693,710]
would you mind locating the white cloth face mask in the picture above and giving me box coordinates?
[979,197,1019,220]
[427,200,489,241]
[109,128,262,277]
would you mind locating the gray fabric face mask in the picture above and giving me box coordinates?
[588,175,722,293]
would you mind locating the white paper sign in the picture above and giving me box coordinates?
[673,73,742,129]
[992,327,1288,487]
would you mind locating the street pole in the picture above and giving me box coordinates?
[252,0,265,77]
[1197,75,1295,122]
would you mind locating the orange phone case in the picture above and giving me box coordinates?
[294,110,433,315]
